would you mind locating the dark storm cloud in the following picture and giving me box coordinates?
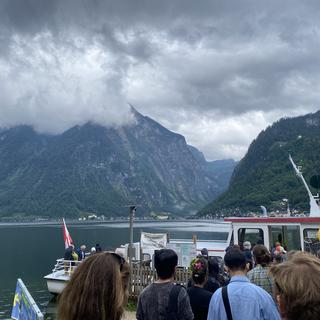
[1,0,320,159]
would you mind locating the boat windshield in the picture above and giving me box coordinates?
[303,228,320,254]
[238,228,264,247]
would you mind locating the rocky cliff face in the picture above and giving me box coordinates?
[0,108,235,218]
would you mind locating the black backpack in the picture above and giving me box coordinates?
[166,284,183,320]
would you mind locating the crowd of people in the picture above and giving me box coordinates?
[63,243,103,262]
[57,241,320,320]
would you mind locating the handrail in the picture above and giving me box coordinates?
[52,252,96,273]
[52,258,82,273]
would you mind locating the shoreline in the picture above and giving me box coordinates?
[0,218,222,227]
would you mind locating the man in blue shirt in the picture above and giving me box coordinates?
[207,249,280,320]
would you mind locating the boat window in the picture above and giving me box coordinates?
[303,228,320,254]
[269,226,301,251]
[237,228,264,247]
[269,226,283,250]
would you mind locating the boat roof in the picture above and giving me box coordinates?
[224,217,320,224]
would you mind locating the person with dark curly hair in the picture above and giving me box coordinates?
[187,256,213,320]
[270,252,320,320]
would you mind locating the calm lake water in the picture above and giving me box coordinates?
[0,220,229,319]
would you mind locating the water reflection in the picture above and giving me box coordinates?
[43,297,57,320]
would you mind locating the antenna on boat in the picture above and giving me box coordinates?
[289,154,320,217]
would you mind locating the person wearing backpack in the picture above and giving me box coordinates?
[207,249,280,320]
[136,249,193,320]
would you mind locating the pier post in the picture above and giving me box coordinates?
[129,205,136,294]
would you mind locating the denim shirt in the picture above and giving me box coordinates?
[207,275,280,320]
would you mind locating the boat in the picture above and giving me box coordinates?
[44,154,320,295]
[223,155,320,256]
[44,259,81,295]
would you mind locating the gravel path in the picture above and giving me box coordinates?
[123,311,136,320]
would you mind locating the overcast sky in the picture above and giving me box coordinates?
[1,1,320,160]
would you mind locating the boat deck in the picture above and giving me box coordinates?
[44,269,70,281]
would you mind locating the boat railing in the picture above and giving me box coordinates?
[52,258,82,274]
[196,239,229,243]
[169,239,194,243]
[170,238,229,244]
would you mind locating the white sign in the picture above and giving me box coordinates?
[306,230,318,239]
[166,242,197,268]
[140,232,167,259]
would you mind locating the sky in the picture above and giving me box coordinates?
[1,1,320,161]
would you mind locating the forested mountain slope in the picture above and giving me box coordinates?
[199,111,320,216]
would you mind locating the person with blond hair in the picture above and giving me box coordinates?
[270,252,320,320]
[76,244,86,261]
[57,252,130,320]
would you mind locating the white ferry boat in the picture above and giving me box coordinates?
[44,155,320,294]
[220,155,320,256]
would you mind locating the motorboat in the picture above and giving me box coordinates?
[44,259,81,295]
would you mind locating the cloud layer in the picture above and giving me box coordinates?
[1,1,320,159]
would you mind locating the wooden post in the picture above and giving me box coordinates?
[128,205,136,294]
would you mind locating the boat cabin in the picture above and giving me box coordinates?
[224,217,320,254]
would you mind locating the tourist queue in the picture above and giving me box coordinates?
[57,243,320,320]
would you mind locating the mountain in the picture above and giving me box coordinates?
[0,108,235,218]
[187,146,236,191]
[199,111,320,216]
[205,159,238,192]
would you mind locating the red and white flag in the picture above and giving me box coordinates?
[62,218,73,249]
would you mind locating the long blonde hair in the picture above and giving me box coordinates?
[57,252,130,320]
[270,252,320,320]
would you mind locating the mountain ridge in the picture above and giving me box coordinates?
[0,109,235,218]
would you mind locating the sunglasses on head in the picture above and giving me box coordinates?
[108,252,125,271]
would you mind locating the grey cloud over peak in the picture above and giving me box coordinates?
[1,0,320,160]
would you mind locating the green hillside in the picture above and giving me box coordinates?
[199,111,320,216]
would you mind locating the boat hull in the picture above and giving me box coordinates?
[44,270,70,295]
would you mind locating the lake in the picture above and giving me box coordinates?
[0,220,229,319]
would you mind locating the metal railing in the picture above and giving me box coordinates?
[52,258,82,275]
